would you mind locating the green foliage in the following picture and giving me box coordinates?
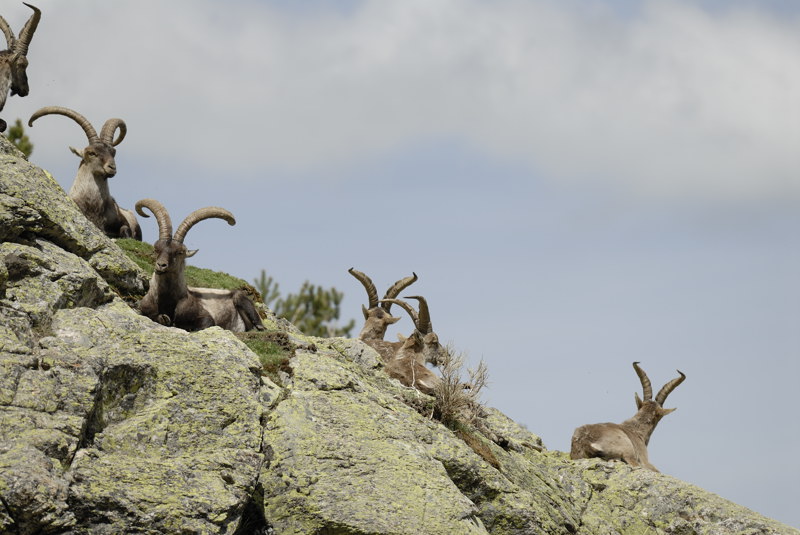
[6,118,33,157]
[254,269,354,338]
[253,269,281,308]
[237,332,294,386]
[115,238,156,275]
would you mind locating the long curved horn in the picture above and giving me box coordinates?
[379,298,418,328]
[13,3,40,56]
[348,268,379,309]
[655,370,686,406]
[0,16,14,49]
[28,106,99,143]
[382,272,417,312]
[99,118,126,146]
[135,199,172,241]
[632,362,653,401]
[405,296,431,334]
[173,207,235,243]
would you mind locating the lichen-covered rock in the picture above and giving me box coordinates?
[1,134,798,534]
[570,458,795,535]
[0,137,146,297]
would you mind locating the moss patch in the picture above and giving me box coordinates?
[237,331,294,385]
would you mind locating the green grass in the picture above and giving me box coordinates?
[116,238,155,275]
[236,332,294,386]
[115,238,260,297]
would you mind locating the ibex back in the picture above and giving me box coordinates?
[570,362,685,472]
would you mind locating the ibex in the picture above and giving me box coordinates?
[0,3,40,131]
[28,106,141,239]
[570,362,686,472]
[135,199,264,333]
[372,296,446,395]
[348,268,417,340]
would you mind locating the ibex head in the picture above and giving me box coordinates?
[0,3,40,102]
[349,268,417,340]
[135,199,235,276]
[29,106,126,179]
[629,361,686,444]
[379,295,445,367]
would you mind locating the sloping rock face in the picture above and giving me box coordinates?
[1,135,797,534]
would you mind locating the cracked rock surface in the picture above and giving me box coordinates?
[2,136,798,534]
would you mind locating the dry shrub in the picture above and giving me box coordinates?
[434,343,489,428]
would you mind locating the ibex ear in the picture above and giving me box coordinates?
[635,392,643,409]
[659,407,677,416]
[186,249,199,258]
[361,304,370,320]
[386,315,400,325]
[69,146,84,158]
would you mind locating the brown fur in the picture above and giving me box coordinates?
[570,362,685,472]
[28,107,141,239]
[348,268,417,341]
[136,200,264,333]
[0,3,40,128]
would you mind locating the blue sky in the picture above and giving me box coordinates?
[7,0,799,527]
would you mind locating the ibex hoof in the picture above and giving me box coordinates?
[156,314,172,326]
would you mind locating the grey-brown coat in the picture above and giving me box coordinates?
[570,362,686,472]
[135,199,264,333]
[373,296,446,395]
[0,3,40,130]
[28,106,141,239]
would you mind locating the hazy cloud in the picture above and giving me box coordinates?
[12,0,800,201]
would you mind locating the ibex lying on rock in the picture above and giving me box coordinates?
[348,268,417,340]
[135,198,264,333]
[28,106,141,240]
[0,3,40,131]
[570,362,686,472]
[371,296,446,395]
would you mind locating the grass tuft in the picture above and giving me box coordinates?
[237,331,294,386]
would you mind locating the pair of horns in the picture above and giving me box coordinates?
[348,268,417,313]
[379,296,432,335]
[633,361,686,406]
[0,3,40,56]
[135,199,235,244]
[29,106,126,147]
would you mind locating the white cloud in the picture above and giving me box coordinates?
[9,0,800,201]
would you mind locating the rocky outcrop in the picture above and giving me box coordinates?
[1,135,797,534]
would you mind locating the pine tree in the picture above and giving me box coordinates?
[6,118,33,157]
[254,269,354,338]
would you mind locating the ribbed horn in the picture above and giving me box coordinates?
[99,118,126,146]
[348,268,379,309]
[28,106,99,143]
[405,295,431,334]
[655,370,686,406]
[632,362,653,402]
[0,16,14,49]
[135,199,172,241]
[379,298,418,328]
[14,3,40,56]
[173,207,235,243]
[382,272,417,312]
